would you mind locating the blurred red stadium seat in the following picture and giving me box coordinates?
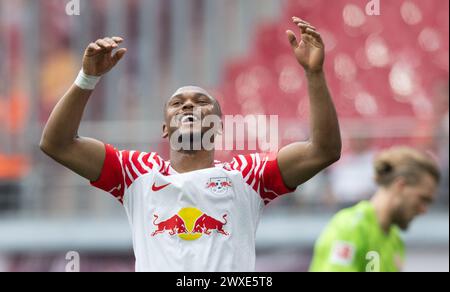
[219,0,449,149]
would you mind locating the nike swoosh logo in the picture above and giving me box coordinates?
[152,182,171,192]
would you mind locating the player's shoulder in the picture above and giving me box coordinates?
[227,153,276,169]
[106,144,168,171]
[316,203,371,253]
[329,201,373,233]
[230,152,276,161]
[108,145,164,160]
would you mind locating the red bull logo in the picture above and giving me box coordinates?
[206,177,232,195]
[151,207,229,240]
[193,214,229,236]
[151,214,188,236]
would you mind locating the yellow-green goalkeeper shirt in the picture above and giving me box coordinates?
[310,201,405,272]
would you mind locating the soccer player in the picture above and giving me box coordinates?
[40,17,341,272]
[310,147,441,272]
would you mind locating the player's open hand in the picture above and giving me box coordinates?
[82,37,127,76]
[287,17,325,73]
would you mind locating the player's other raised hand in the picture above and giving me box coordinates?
[287,17,325,73]
[82,36,127,76]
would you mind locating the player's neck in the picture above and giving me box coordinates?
[169,149,215,173]
[371,190,394,234]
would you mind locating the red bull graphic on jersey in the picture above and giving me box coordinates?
[193,214,229,236]
[205,177,232,195]
[151,214,188,236]
[152,207,229,240]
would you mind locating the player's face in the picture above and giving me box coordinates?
[163,91,221,142]
[394,174,437,230]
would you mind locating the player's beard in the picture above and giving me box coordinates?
[171,123,214,153]
[179,130,202,152]
[393,207,411,231]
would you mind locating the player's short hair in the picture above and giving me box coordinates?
[374,146,441,187]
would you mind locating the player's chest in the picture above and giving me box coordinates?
[367,240,403,272]
[127,169,246,239]
[130,168,241,205]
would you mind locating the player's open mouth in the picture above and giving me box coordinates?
[180,114,200,124]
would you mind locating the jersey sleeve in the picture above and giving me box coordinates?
[230,153,296,205]
[90,144,163,203]
[309,214,367,272]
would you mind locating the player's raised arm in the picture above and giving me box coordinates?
[39,37,127,182]
[277,18,342,189]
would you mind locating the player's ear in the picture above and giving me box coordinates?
[162,123,169,139]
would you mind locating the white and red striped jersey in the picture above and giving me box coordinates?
[91,144,295,272]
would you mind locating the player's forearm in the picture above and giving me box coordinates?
[306,70,341,162]
[40,85,92,152]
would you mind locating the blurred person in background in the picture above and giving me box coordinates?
[310,146,440,272]
[294,171,335,210]
[39,17,342,272]
[328,136,377,209]
[0,83,29,211]
[0,2,30,211]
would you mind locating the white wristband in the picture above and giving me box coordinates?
[74,70,101,90]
